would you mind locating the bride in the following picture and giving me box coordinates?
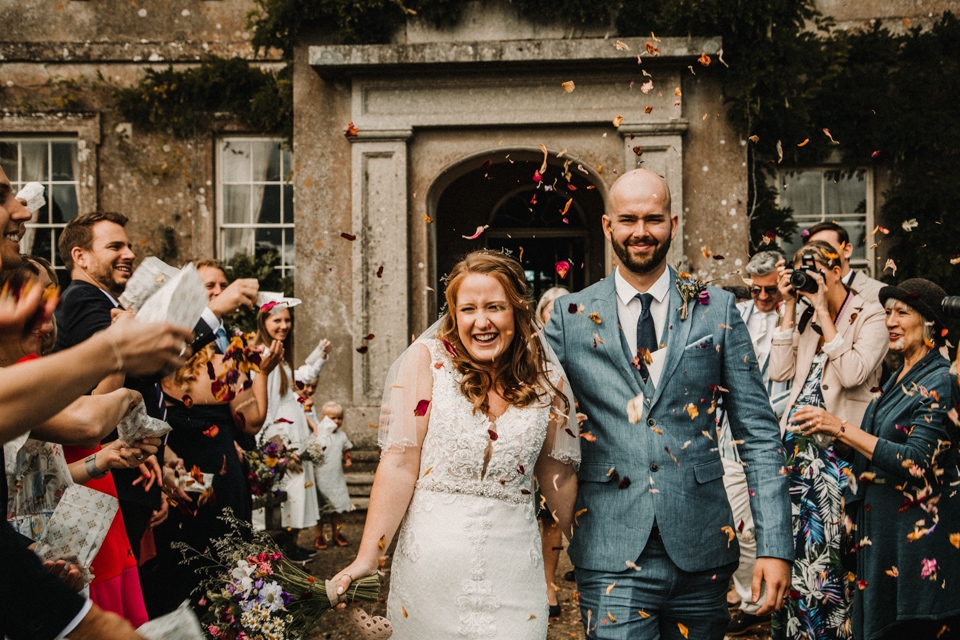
[333,250,580,638]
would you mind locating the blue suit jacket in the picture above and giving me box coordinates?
[545,269,792,573]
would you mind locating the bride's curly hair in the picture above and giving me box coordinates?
[437,250,568,416]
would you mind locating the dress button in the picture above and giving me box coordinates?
[822,384,830,391]
[650,462,659,472]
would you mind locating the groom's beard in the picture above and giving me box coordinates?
[611,233,672,275]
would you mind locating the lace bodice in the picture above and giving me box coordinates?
[415,340,554,505]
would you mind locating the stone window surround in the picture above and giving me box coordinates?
[310,36,716,405]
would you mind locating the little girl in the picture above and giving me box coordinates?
[311,401,353,548]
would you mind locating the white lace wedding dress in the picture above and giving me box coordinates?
[386,340,555,639]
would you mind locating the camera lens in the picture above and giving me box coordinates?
[942,296,960,319]
[789,270,819,294]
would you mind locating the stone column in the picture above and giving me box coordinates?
[349,129,413,406]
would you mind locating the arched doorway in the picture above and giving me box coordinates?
[431,148,606,306]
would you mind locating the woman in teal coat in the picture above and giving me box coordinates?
[787,278,960,639]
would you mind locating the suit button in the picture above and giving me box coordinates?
[650,462,659,472]
[647,418,657,427]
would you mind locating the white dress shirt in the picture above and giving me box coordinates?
[615,266,672,387]
[744,304,779,368]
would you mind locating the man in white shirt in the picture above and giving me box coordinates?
[722,250,794,636]
[804,221,883,302]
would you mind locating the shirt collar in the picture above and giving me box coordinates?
[614,266,672,306]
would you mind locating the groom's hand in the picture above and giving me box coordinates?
[752,557,791,615]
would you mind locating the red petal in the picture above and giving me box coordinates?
[414,399,431,416]
[202,425,220,438]
[340,232,357,241]
[488,429,499,441]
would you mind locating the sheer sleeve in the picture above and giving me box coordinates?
[378,341,434,454]
[546,374,580,468]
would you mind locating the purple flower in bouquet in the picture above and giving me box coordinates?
[698,289,710,305]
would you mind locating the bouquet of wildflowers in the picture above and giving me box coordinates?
[177,509,381,640]
[244,436,293,498]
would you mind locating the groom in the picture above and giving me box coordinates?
[545,169,792,639]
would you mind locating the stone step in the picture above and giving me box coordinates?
[344,471,375,498]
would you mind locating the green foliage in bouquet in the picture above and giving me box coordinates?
[175,509,380,639]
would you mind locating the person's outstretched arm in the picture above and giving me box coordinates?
[0,313,192,444]
[331,343,432,596]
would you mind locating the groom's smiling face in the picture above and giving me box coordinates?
[603,172,676,277]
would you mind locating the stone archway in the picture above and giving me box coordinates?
[428,147,606,309]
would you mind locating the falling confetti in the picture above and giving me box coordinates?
[612,115,624,127]
[698,52,711,66]
[344,121,359,138]
[562,80,576,93]
[556,260,571,279]
[462,225,489,240]
[823,128,840,144]
[615,40,630,51]
[627,393,645,424]
[902,218,919,232]
[640,80,654,94]
[340,232,357,241]
[413,399,430,416]
[885,258,898,275]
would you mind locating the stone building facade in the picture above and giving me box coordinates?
[1,0,954,445]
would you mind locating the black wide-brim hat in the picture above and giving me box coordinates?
[878,278,947,331]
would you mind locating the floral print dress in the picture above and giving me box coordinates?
[773,352,854,640]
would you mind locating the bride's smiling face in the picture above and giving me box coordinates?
[454,273,516,364]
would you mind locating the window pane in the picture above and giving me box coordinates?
[257,185,281,224]
[281,147,293,180]
[0,143,17,181]
[779,171,820,217]
[223,228,252,260]
[30,228,55,266]
[283,228,294,269]
[824,172,866,215]
[221,141,251,183]
[222,184,251,224]
[253,141,281,182]
[283,184,294,224]
[50,184,79,225]
[20,142,48,182]
[51,142,77,181]
[255,227,281,261]
[52,227,67,273]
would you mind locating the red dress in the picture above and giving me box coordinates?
[62,443,148,625]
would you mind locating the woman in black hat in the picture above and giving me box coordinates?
[792,278,960,639]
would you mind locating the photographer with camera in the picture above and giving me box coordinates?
[767,240,888,639]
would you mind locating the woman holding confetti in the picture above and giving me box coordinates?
[770,241,888,640]
[252,298,331,561]
[796,278,960,640]
[332,250,579,639]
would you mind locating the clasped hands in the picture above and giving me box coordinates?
[788,405,850,438]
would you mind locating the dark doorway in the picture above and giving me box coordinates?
[433,150,605,306]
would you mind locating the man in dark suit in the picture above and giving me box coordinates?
[53,214,259,583]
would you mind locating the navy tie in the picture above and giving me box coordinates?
[635,293,658,379]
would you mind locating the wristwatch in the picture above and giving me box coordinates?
[85,454,109,480]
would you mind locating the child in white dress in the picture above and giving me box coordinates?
[311,401,354,549]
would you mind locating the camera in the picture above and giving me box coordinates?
[789,254,821,294]
[943,297,960,319]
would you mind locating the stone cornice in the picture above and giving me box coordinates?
[310,36,721,76]
[0,41,283,63]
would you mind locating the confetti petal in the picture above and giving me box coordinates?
[562,80,576,93]
[462,225,489,240]
[414,399,430,416]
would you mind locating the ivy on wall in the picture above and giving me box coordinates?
[113,56,293,141]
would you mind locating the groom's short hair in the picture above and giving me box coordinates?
[745,251,783,277]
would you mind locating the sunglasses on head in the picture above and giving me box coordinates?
[749,286,779,296]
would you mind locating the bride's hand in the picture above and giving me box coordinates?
[331,559,379,609]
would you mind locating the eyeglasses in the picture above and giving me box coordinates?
[749,286,779,296]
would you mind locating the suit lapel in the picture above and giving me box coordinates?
[650,268,693,409]
[592,278,647,397]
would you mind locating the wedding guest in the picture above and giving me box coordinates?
[252,300,330,561]
[794,278,960,639]
[770,241,888,639]
[333,250,579,638]
[720,250,795,636]
[803,221,883,302]
[312,401,354,550]
[157,340,281,610]
[535,285,570,618]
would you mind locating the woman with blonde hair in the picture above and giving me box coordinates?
[333,250,580,639]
